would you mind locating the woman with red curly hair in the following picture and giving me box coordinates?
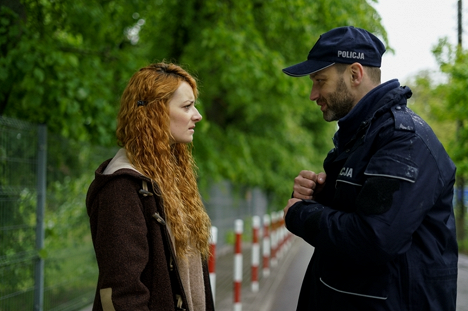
[86,62,214,311]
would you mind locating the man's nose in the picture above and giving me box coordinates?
[310,86,319,101]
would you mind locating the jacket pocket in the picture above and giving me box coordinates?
[100,288,116,311]
[320,278,387,300]
[318,252,392,301]
[364,153,418,183]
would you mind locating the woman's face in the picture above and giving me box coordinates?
[168,81,202,144]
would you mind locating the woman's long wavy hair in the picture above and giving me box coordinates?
[116,62,211,259]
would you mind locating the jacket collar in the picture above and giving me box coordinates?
[333,79,412,153]
[103,148,142,175]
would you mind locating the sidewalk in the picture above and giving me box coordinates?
[214,237,302,311]
[457,252,468,311]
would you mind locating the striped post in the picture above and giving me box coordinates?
[209,226,218,303]
[234,219,243,311]
[262,214,270,278]
[251,216,260,292]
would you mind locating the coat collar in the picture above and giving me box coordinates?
[103,148,142,175]
[333,79,412,153]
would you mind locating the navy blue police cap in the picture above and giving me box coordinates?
[282,26,386,77]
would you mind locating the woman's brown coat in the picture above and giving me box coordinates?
[86,159,215,311]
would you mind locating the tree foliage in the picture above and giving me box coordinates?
[1,0,388,206]
[409,38,468,176]
[1,1,149,145]
[409,38,468,245]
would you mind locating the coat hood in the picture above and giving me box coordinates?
[86,148,150,212]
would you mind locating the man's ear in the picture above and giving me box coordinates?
[348,63,364,85]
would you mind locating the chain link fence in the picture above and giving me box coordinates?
[0,116,39,310]
[0,116,269,311]
[0,116,117,311]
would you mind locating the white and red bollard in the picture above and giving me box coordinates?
[234,219,243,311]
[262,214,270,278]
[251,216,260,292]
[209,226,217,303]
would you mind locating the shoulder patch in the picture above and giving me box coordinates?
[391,105,415,132]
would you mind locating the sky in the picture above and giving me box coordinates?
[372,0,463,83]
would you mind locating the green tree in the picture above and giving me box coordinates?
[1,0,149,145]
[1,0,389,206]
[409,38,468,246]
[140,0,389,203]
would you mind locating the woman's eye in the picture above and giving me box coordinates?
[184,101,195,108]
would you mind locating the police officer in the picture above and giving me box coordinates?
[282,26,458,311]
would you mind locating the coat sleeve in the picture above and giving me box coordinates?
[89,176,151,311]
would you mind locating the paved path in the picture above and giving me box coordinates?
[214,237,302,311]
[267,239,313,311]
[458,253,468,311]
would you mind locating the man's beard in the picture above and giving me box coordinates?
[321,77,355,122]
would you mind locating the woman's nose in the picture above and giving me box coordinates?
[193,108,202,122]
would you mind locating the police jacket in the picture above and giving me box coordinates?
[286,80,458,311]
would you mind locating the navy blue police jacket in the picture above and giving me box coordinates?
[286,80,458,311]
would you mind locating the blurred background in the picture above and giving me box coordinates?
[1,0,467,310]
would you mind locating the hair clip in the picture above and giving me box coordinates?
[137,100,147,106]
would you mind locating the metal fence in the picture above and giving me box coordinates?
[0,117,41,311]
[0,116,269,311]
[204,181,268,251]
[0,116,117,311]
